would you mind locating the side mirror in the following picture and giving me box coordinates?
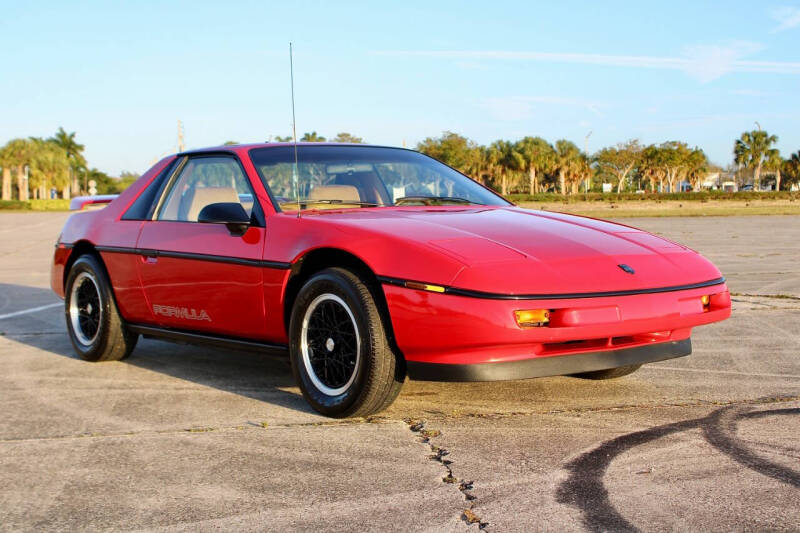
[197,202,250,236]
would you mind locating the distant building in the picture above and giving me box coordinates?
[701,172,720,189]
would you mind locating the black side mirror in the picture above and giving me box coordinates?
[197,202,250,236]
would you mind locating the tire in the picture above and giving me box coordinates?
[572,364,641,380]
[289,267,406,418]
[64,254,138,362]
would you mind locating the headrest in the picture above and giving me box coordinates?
[185,186,240,221]
[308,184,361,203]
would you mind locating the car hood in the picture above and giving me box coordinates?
[310,206,724,295]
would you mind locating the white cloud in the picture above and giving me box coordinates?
[680,41,764,83]
[770,6,800,32]
[729,89,772,96]
[480,96,603,121]
[372,44,800,83]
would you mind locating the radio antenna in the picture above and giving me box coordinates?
[289,42,301,217]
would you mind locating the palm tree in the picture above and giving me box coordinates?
[783,151,800,190]
[48,127,86,197]
[571,153,592,194]
[552,140,581,195]
[685,148,709,191]
[734,129,778,191]
[28,138,70,199]
[483,143,504,193]
[1,139,34,201]
[463,145,488,184]
[488,140,523,196]
[515,136,554,195]
[765,149,782,191]
[640,145,667,192]
[0,166,10,201]
[300,131,326,142]
[332,132,364,143]
[0,145,12,200]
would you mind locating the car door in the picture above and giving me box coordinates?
[136,154,268,339]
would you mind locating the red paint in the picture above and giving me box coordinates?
[383,284,730,364]
[135,221,267,338]
[51,144,731,373]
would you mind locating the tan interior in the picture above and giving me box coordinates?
[309,184,361,203]
[182,186,240,221]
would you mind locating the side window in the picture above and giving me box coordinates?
[157,157,254,222]
[121,159,176,221]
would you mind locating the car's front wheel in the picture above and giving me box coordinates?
[572,364,641,380]
[64,254,138,362]
[289,268,405,418]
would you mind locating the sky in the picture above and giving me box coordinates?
[2,1,800,176]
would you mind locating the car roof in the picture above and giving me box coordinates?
[177,142,415,157]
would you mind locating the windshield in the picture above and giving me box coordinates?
[249,145,509,211]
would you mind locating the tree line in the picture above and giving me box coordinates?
[3,127,798,202]
[273,129,799,194]
[0,128,138,201]
[412,130,799,194]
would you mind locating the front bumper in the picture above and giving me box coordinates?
[382,281,730,369]
[407,338,691,381]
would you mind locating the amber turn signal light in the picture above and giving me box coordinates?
[515,309,550,328]
[701,294,710,311]
[405,281,446,293]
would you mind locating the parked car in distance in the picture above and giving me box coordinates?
[52,143,731,417]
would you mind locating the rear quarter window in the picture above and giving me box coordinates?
[121,159,178,221]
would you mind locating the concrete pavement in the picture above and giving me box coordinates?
[0,212,798,531]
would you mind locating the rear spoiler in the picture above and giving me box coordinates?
[69,195,119,211]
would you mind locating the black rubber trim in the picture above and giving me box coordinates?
[93,245,291,269]
[406,338,692,382]
[377,275,725,300]
[127,324,289,356]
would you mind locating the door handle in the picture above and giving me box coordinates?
[140,250,158,264]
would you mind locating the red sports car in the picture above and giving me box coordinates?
[51,143,731,417]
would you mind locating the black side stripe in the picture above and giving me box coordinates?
[377,275,726,300]
[93,245,291,270]
[127,323,288,356]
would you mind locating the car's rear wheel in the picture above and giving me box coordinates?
[572,364,641,380]
[289,267,405,418]
[65,254,138,362]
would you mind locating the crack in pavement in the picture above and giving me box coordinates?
[399,395,800,423]
[5,397,800,445]
[646,366,800,379]
[730,292,800,301]
[730,292,800,311]
[405,418,489,530]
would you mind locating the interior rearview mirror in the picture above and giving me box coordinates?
[197,202,250,236]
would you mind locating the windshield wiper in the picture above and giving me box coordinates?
[303,199,381,207]
[394,196,482,206]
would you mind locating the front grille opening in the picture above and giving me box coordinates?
[611,335,636,346]
[539,332,671,355]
